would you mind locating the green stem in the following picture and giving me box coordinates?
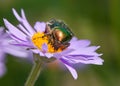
[25,54,43,86]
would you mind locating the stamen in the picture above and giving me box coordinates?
[32,32,62,53]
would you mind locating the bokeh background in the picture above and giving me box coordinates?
[0,0,120,86]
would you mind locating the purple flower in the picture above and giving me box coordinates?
[0,27,31,77]
[3,8,104,79]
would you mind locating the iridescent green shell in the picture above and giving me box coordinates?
[48,19,74,43]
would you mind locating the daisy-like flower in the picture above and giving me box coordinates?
[3,8,104,79]
[0,27,31,77]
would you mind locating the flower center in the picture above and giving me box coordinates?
[32,32,62,53]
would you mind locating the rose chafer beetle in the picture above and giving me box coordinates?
[45,19,74,50]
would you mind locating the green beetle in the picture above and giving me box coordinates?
[45,19,74,50]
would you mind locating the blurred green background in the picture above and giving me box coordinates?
[0,0,120,86]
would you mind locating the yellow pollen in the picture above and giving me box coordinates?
[32,32,62,53]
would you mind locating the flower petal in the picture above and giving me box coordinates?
[4,46,29,58]
[0,51,5,62]
[17,24,31,37]
[12,8,35,35]
[41,43,48,53]
[68,46,101,56]
[59,48,74,55]
[70,37,78,42]
[0,63,6,77]
[60,58,78,79]
[34,22,46,32]
[41,44,53,58]
[62,55,104,65]
[3,19,27,41]
[69,40,91,49]
[45,53,53,58]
